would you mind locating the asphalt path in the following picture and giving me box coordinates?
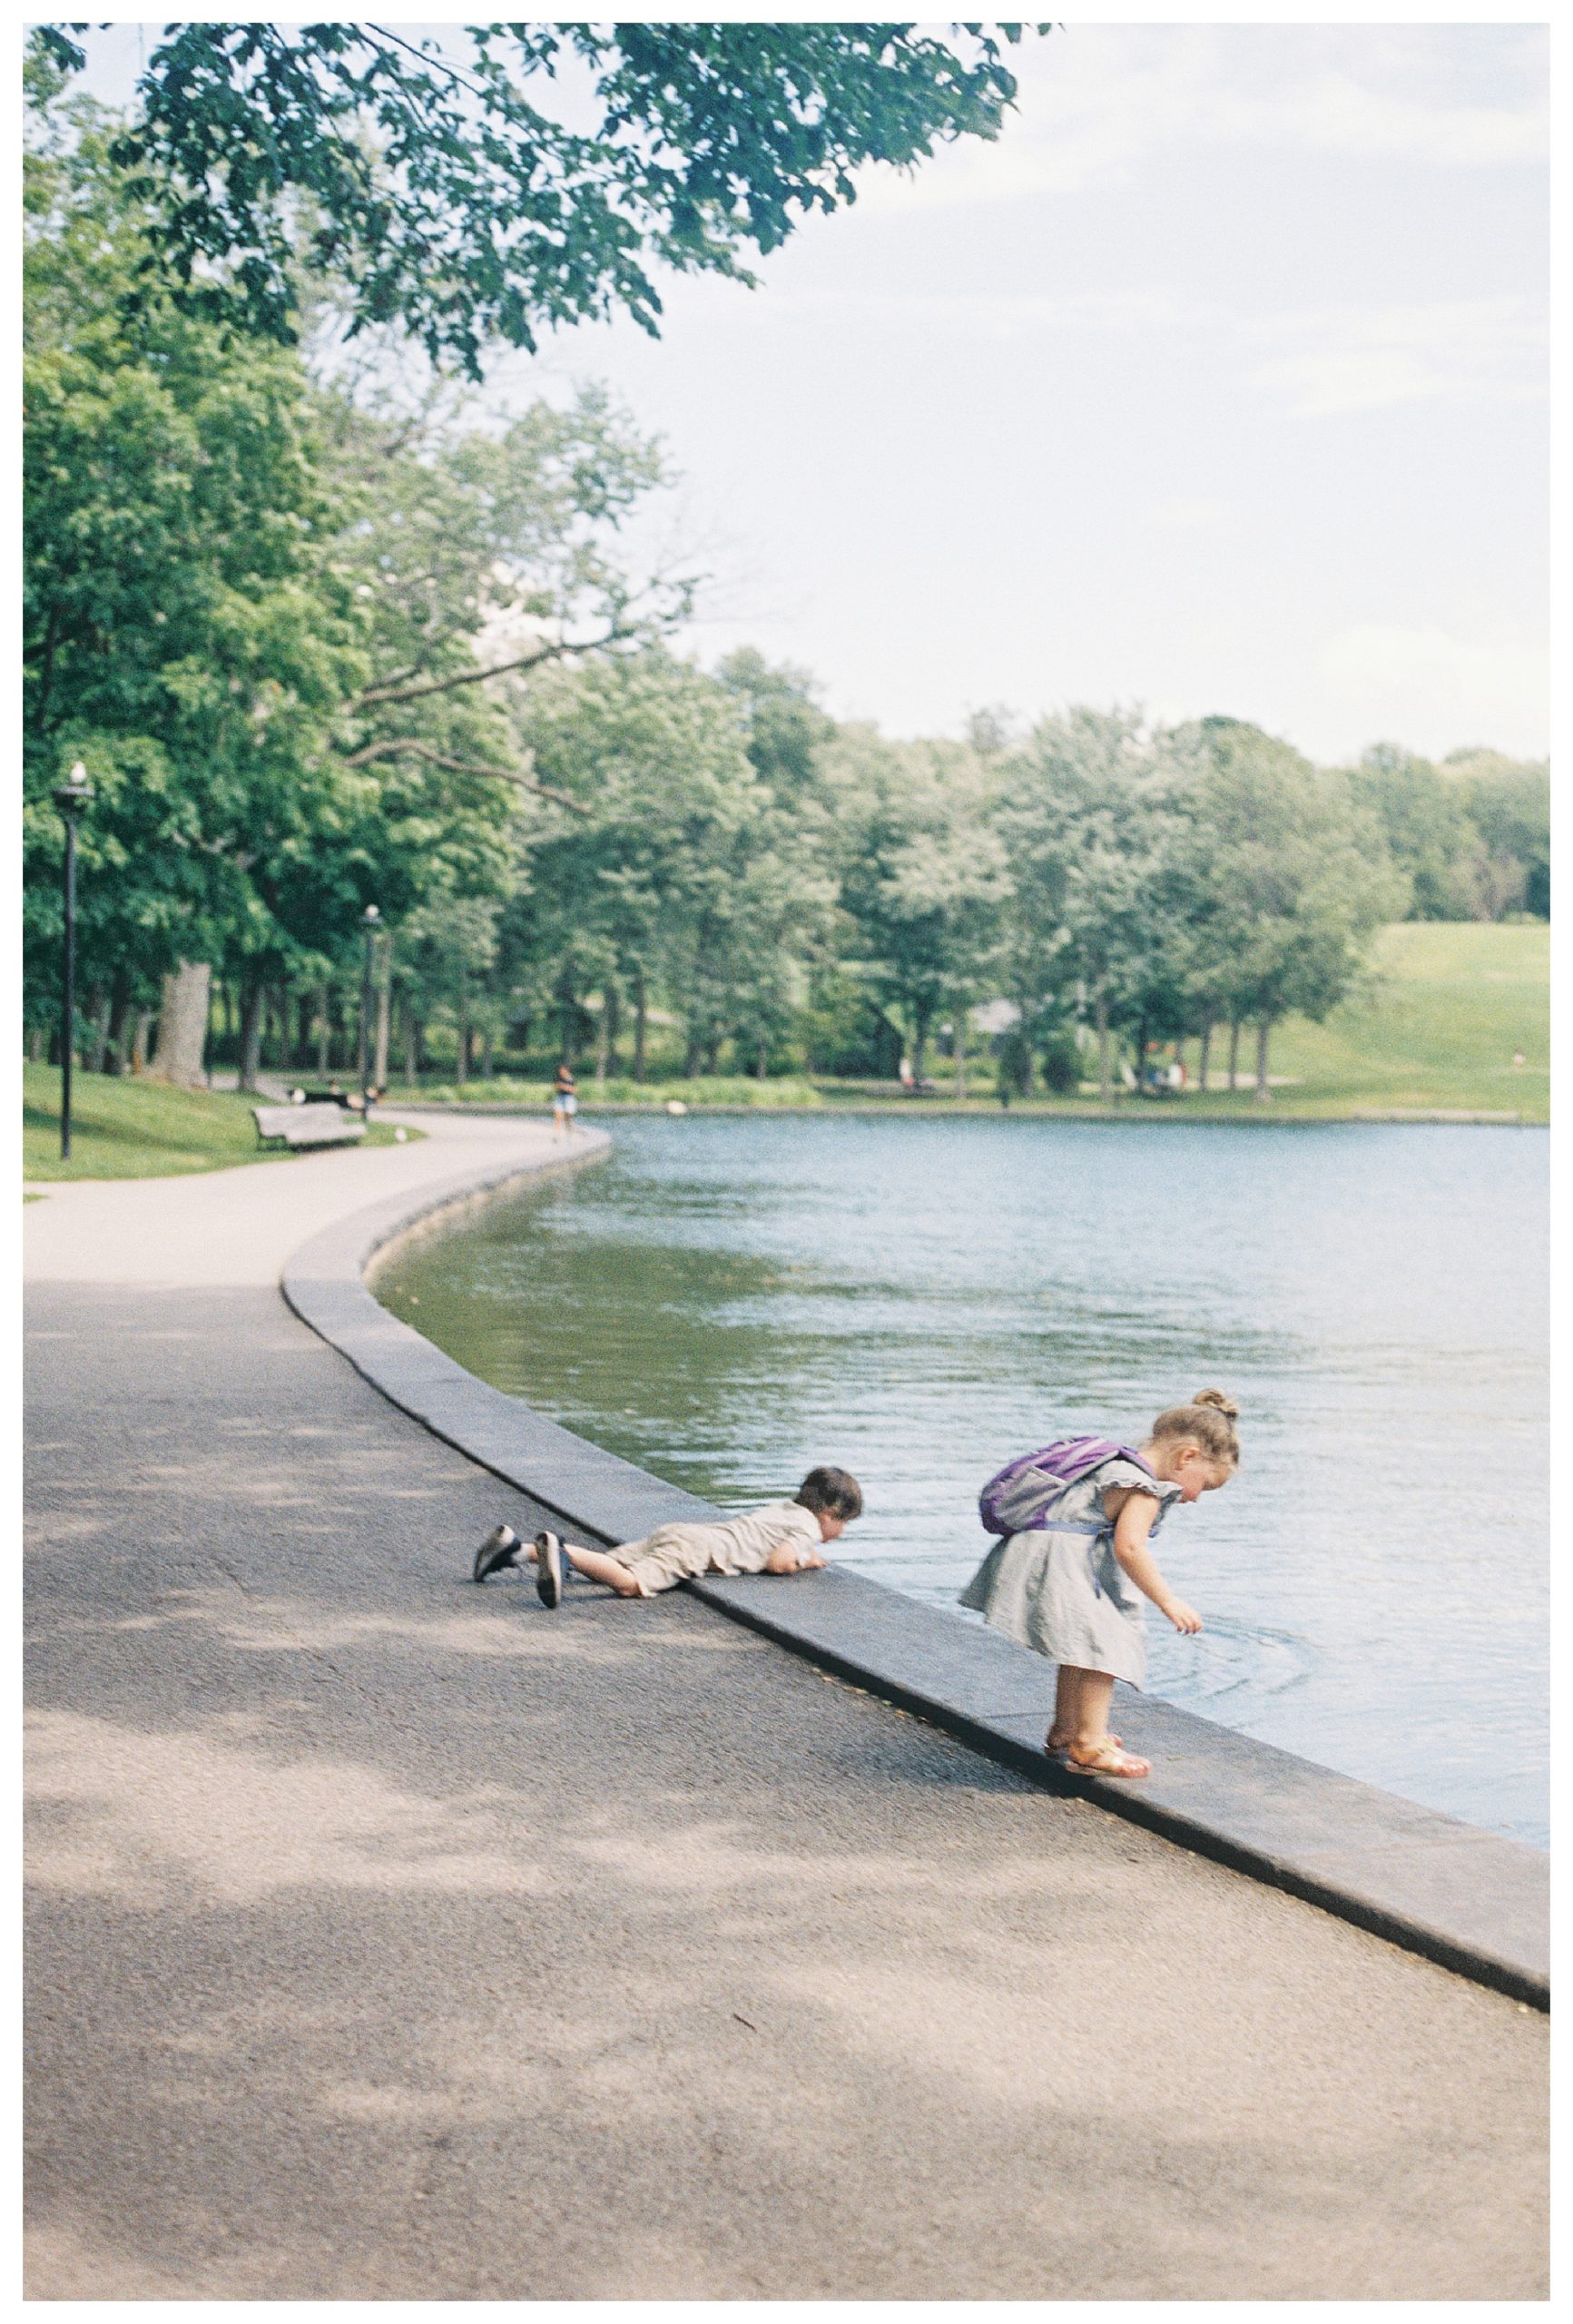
[24,1115,1548,2297]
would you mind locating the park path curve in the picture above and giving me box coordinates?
[24,1115,1548,2298]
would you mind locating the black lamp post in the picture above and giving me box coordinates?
[359,904,381,1119]
[53,762,93,1160]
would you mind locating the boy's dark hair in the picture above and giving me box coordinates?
[795,1465,863,1521]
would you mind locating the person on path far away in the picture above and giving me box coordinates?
[551,1060,577,1137]
[472,1466,861,1603]
[961,1392,1238,1777]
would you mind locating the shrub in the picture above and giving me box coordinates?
[1038,1029,1080,1095]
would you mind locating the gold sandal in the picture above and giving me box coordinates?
[1047,1728,1121,1753]
[1066,1740,1151,1779]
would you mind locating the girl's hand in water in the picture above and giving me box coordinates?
[1165,1599,1204,1634]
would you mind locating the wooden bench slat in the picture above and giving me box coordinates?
[253,1102,367,1149]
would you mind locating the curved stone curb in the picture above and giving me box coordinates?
[280,1137,1548,2013]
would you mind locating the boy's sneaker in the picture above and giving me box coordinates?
[473,1524,521,1584]
[534,1531,565,1610]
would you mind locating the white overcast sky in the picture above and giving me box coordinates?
[74,21,1548,764]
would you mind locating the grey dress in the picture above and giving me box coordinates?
[958,1457,1183,1686]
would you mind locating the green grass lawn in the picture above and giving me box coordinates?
[22,1065,419,1183]
[1262,921,1548,1119]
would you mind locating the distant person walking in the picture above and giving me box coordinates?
[961,1393,1239,1778]
[552,1061,578,1138]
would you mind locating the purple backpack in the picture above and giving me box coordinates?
[978,1435,1154,1538]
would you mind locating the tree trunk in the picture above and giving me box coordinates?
[683,1023,703,1078]
[105,970,133,1076]
[293,992,310,1074]
[374,970,391,1090]
[85,986,111,1073]
[480,1028,495,1078]
[1198,1020,1212,1095]
[149,960,211,1087]
[27,1024,44,1062]
[595,997,610,1086]
[1254,1017,1273,1102]
[604,985,621,1078]
[1096,990,1112,1104]
[131,1009,153,1074]
[912,1006,929,1082]
[757,1029,769,1082]
[634,977,648,1082]
[237,980,264,1091]
[954,1019,967,1099]
[317,987,330,1076]
[1227,1016,1241,1094]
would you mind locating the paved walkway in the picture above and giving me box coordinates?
[25,1119,1548,2298]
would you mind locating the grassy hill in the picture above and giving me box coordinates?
[22,1067,415,1182]
[1264,921,1548,1120]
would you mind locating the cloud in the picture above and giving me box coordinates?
[1245,299,1547,418]
[858,25,1547,215]
[1315,624,1548,759]
[1230,68,1548,170]
[761,280,1545,426]
[763,283,1197,341]
[1147,496,1233,531]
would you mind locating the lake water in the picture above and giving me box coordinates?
[377,1114,1548,1846]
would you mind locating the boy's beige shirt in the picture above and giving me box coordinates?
[644,1499,822,1574]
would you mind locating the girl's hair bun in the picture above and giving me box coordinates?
[1192,1388,1239,1421]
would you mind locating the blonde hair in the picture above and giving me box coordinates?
[1151,1388,1240,1472]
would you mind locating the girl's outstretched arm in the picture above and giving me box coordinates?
[1104,1487,1203,1634]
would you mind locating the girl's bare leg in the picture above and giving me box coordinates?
[1060,1669,1148,1774]
[1068,1668,1116,1751]
[1048,1666,1120,1750]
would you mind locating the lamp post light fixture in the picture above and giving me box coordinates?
[53,762,93,1161]
[359,904,381,1120]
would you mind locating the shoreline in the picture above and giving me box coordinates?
[382,1097,1544,1128]
[280,1128,1549,2010]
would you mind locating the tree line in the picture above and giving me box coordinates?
[24,46,1549,1104]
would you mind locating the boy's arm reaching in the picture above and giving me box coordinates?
[1104,1486,1202,1633]
[763,1541,826,1573]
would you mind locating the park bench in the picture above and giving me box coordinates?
[252,1101,367,1151]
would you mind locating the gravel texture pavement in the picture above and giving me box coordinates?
[24,1119,1548,2298]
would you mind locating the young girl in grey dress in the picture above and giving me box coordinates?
[960,1391,1239,1778]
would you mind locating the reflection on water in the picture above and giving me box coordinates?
[378,1116,1548,1846]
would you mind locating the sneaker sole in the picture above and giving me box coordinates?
[473,1526,519,1584]
[535,1531,564,1610]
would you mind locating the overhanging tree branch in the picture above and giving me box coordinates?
[337,735,591,815]
[348,623,638,710]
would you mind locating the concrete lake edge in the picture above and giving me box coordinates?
[279,1124,1549,2013]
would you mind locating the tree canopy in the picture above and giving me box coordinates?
[38,21,1043,377]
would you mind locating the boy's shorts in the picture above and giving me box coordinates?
[604,1520,744,1596]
